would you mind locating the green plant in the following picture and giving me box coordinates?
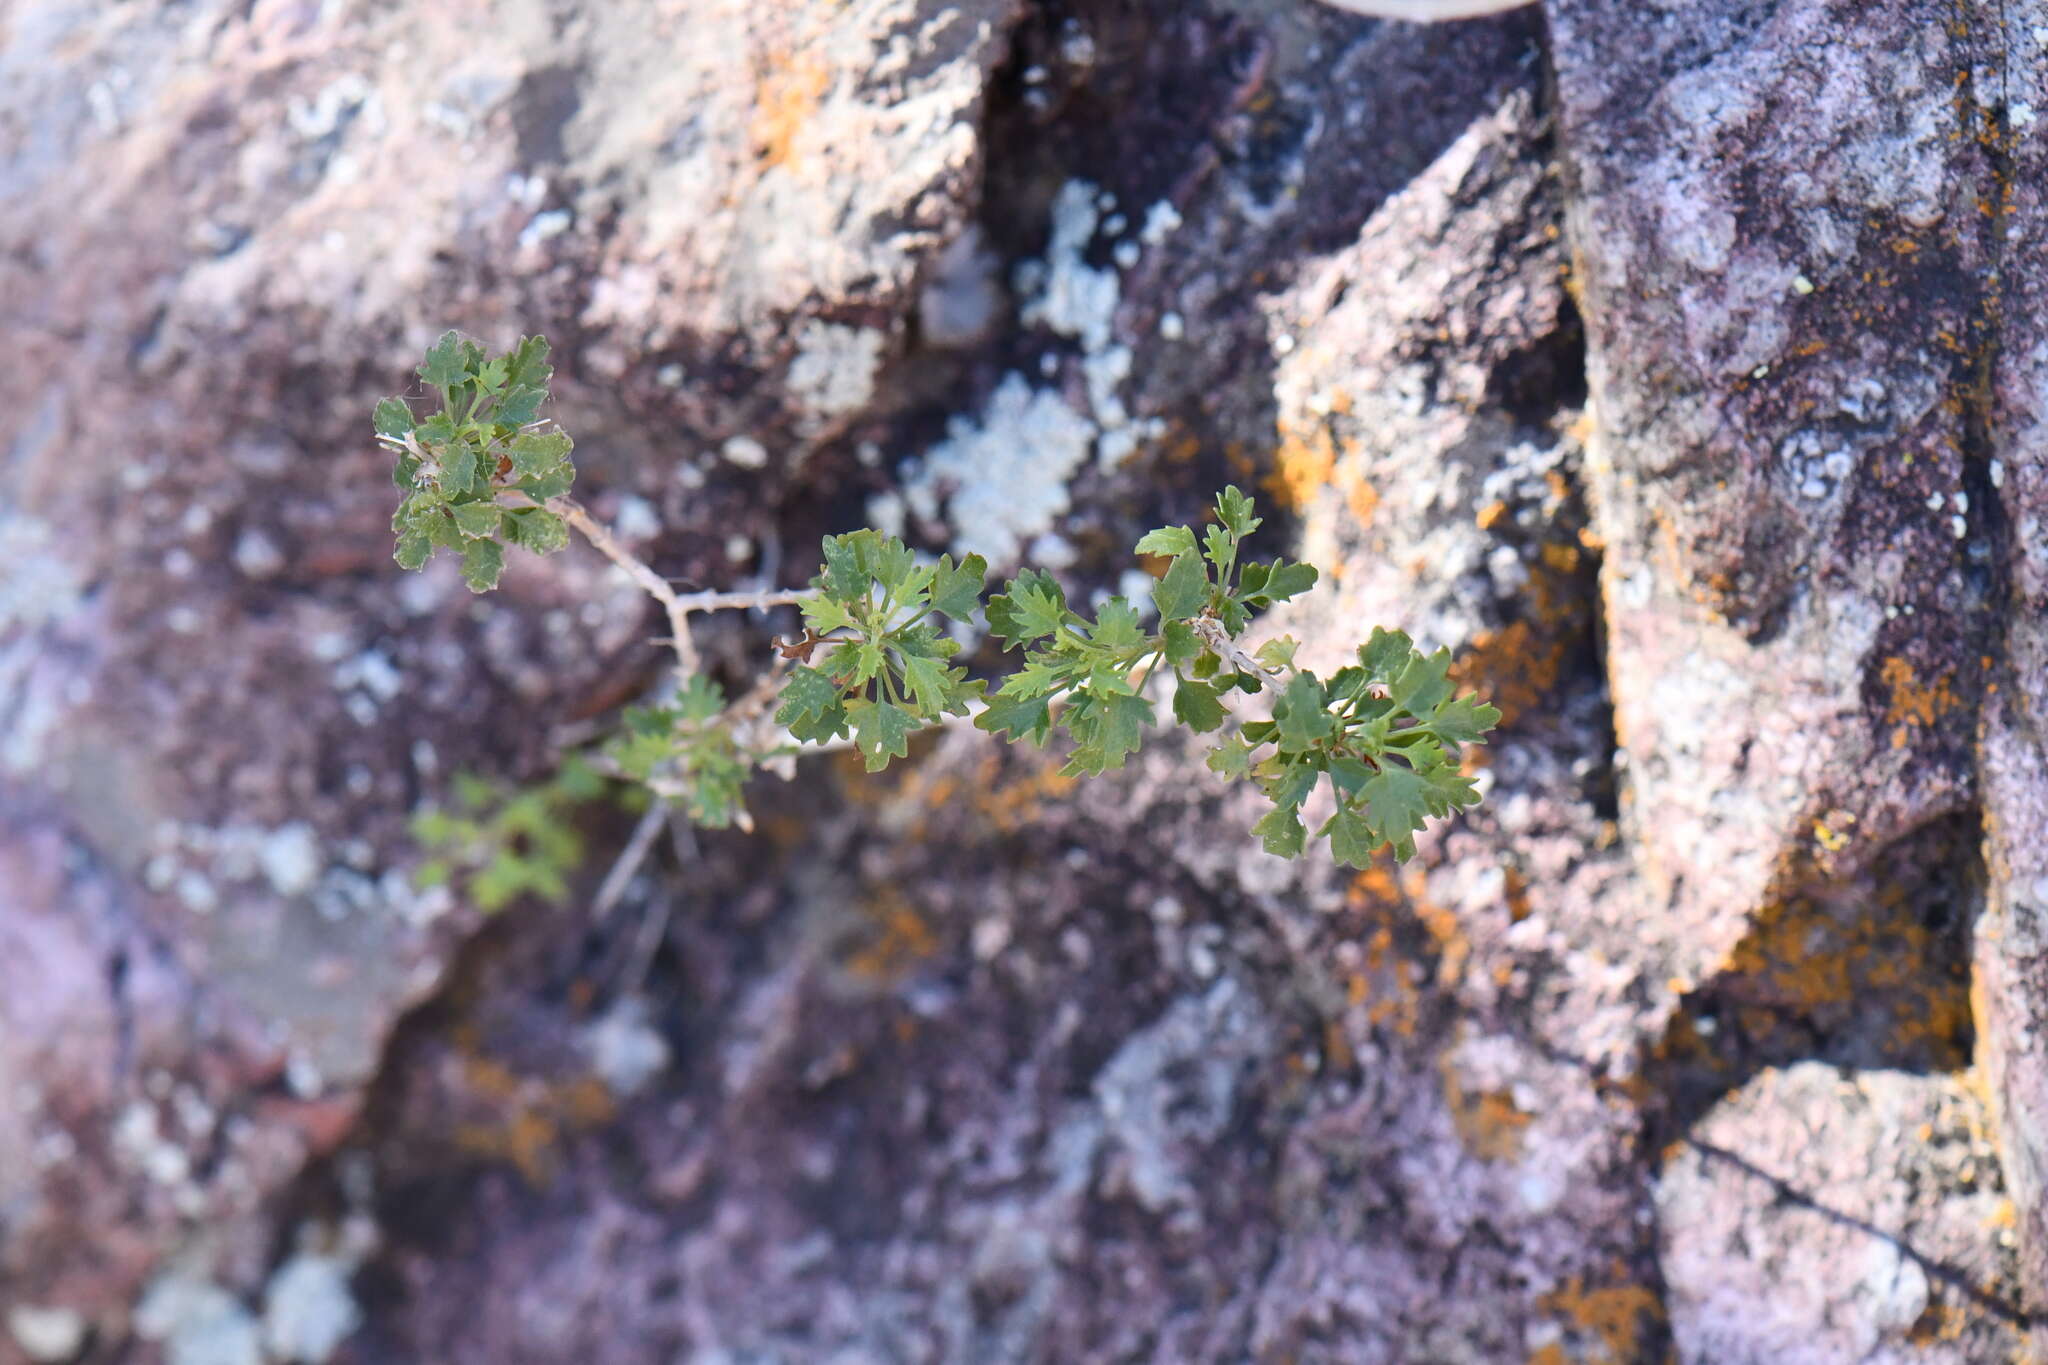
[376,332,1499,899]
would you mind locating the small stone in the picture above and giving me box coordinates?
[1791,273,1815,295]
[232,529,285,579]
[1158,311,1185,340]
[259,824,322,897]
[720,436,769,469]
[8,1305,87,1362]
[263,1255,362,1364]
[579,999,671,1097]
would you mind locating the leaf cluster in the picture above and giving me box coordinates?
[382,333,1502,908]
[1210,627,1500,865]
[975,486,1319,777]
[379,330,575,592]
[606,675,752,828]
[773,531,989,771]
[412,758,605,911]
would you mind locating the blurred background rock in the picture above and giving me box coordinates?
[4,0,2046,1361]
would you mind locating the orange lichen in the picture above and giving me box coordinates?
[1440,1051,1532,1161]
[1538,1274,1667,1364]
[1266,415,1339,511]
[1880,655,1960,749]
[966,751,1080,834]
[753,56,830,171]
[843,888,939,983]
[1453,620,1562,730]
[452,1060,617,1185]
[1706,885,1971,1067]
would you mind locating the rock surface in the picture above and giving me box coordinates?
[2,0,2045,1362]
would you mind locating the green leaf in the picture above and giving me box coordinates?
[996,656,1071,699]
[843,641,886,686]
[516,465,575,501]
[1273,672,1336,751]
[504,507,570,555]
[1153,552,1209,622]
[986,569,1069,647]
[374,397,415,437]
[1060,691,1152,776]
[1173,679,1230,733]
[930,553,988,620]
[1215,485,1262,539]
[475,356,510,393]
[1429,692,1501,746]
[496,385,544,428]
[800,595,861,636]
[1263,756,1319,811]
[819,534,868,603]
[417,413,458,448]
[1358,626,1417,682]
[1324,807,1380,868]
[507,429,573,478]
[777,666,842,726]
[504,334,553,391]
[896,651,956,717]
[1389,647,1455,718]
[419,330,470,388]
[1202,523,1234,572]
[1206,734,1255,780]
[460,538,504,593]
[1252,806,1304,858]
[860,534,919,595]
[1088,597,1146,652]
[976,691,1054,745]
[1254,636,1298,672]
[440,441,478,496]
[1265,560,1318,603]
[675,674,727,722]
[1161,620,1202,668]
[1360,766,1437,862]
[452,501,505,540]
[1134,525,1198,559]
[395,530,431,571]
[849,699,919,772]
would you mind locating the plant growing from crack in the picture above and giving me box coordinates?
[375,331,1500,907]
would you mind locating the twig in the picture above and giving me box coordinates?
[592,797,670,918]
[671,587,811,614]
[495,489,814,678]
[545,497,706,676]
[1192,614,1291,688]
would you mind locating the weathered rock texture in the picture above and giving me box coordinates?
[2,0,2046,1362]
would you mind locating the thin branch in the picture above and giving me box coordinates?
[545,496,705,676]
[1192,614,1292,688]
[672,587,811,614]
[592,797,670,918]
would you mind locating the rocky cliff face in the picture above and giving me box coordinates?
[2,0,2044,1361]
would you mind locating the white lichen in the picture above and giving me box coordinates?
[1310,0,1535,18]
[909,374,1098,565]
[1021,180,1120,354]
[135,1276,261,1365]
[259,824,323,898]
[7,1305,86,1363]
[262,1255,362,1364]
[579,997,672,1097]
[786,321,886,424]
